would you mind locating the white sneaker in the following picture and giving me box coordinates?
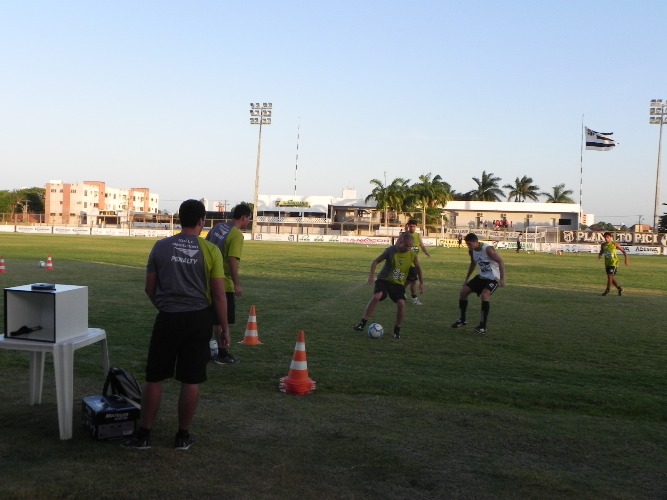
[412,297,423,306]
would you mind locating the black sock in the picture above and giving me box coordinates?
[393,325,401,335]
[481,301,490,328]
[359,318,368,327]
[459,299,468,321]
[177,428,189,437]
[137,427,151,439]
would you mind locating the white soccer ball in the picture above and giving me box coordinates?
[367,323,384,339]
[209,339,218,360]
[39,261,46,268]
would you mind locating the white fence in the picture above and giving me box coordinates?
[1,223,664,255]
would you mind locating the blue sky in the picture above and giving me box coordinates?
[2,0,666,225]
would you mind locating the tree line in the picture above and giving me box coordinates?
[0,187,45,216]
[365,171,575,233]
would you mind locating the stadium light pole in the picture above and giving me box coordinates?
[250,102,272,234]
[649,99,666,232]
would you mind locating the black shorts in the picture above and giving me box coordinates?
[145,308,212,384]
[407,266,418,282]
[605,266,618,276]
[466,275,499,297]
[213,292,236,325]
[374,279,407,303]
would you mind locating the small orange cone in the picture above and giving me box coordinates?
[279,330,316,396]
[0,256,6,274]
[239,305,262,345]
[45,255,54,271]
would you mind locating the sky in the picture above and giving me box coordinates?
[2,0,666,226]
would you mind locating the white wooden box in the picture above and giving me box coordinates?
[4,284,89,342]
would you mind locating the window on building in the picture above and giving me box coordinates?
[558,218,571,225]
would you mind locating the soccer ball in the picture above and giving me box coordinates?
[39,261,46,268]
[367,323,384,338]
[209,339,218,360]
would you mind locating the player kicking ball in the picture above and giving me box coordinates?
[451,233,505,335]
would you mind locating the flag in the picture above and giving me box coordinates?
[585,127,617,151]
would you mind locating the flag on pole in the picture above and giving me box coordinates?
[585,127,617,151]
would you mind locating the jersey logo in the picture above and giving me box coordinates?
[176,247,199,258]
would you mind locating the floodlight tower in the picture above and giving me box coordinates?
[649,99,666,232]
[250,102,272,233]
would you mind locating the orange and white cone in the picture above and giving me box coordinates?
[45,255,54,271]
[0,256,6,274]
[279,330,316,396]
[239,305,262,345]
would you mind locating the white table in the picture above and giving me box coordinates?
[0,328,109,439]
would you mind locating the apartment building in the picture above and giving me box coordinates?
[44,180,160,225]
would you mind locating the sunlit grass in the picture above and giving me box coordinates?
[0,234,666,498]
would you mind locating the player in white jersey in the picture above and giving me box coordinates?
[451,233,505,335]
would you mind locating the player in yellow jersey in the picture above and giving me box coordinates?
[353,232,423,339]
[598,232,628,296]
[404,219,430,305]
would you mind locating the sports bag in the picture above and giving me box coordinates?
[103,367,142,409]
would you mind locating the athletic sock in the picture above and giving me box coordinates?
[393,326,401,335]
[481,301,490,328]
[137,427,151,439]
[359,318,368,327]
[459,299,468,321]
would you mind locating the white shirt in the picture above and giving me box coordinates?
[472,243,500,280]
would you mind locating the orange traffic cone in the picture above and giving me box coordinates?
[45,255,54,271]
[239,305,262,345]
[279,330,316,396]
[0,256,6,274]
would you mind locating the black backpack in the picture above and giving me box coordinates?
[103,367,142,409]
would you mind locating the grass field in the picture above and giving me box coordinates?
[0,233,666,499]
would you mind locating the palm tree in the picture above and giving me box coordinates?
[386,178,411,221]
[409,173,453,233]
[469,171,504,201]
[366,179,389,225]
[541,183,575,203]
[503,175,541,202]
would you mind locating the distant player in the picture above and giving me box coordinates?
[404,218,430,305]
[598,231,628,296]
[353,232,423,339]
[451,233,505,335]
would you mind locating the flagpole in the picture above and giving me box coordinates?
[579,115,585,227]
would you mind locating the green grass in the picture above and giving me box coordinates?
[0,233,666,499]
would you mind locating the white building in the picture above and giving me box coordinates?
[441,201,581,231]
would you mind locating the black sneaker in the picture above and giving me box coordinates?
[214,353,239,365]
[601,289,610,296]
[174,431,194,450]
[121,434,151,450]
[392,331,400,339]
[618,287,624,296]
[451,319,467,328]
[353,322,365,331]
[474,325,486,335]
